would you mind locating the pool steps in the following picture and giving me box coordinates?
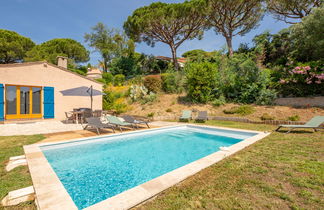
[1,186,35,206]
[5,155,27,172]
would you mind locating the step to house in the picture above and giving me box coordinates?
[1,186,35,206]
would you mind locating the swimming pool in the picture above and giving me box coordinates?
[39,125,258,209]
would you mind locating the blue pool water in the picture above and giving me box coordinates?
[41,126,256,209]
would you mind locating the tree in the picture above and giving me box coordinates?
[266,0,322,24]
[207,0,264,56]
[84,23,135,72]
[0,29,35,64]
[25,38,89,65]
[290,6,324,61]
[124,1,206,70]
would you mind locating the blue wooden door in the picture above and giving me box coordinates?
[43,87,54,119]
[0,84,4,121]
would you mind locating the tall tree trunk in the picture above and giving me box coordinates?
[170,45,179,70]
[225,36,234,56]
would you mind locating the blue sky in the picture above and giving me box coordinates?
[1,0,290,65]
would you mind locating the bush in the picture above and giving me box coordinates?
[95,78,106,84]
[113,74,125,86]
[129,85,148,101]
[165,108,172,112]
[143,75,162,93]
[287,115,300,121]
[255,89,277,105]
[103,87,129,113]
[260,113,275,121]
[147,112,155,118]
[185,62,219,103]
[161,71,185,93]
[211,95,226,107]
[102,72,114,84]
[140,92,157,104]
[223,105,255,116]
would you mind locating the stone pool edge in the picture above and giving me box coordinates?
[24,124,270,210]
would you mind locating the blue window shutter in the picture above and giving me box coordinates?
[43,87,54,119]
[0,84,4,121]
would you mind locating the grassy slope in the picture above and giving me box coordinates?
[137,121,324,209]
[0,135,44,210]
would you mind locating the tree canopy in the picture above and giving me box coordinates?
[84,22,135,72]
[0,29,35,64]
[266,0,322,24]
[290,6,324,61]
[24,38,89,65]
[207,0,264,56]
[124,0,206,70]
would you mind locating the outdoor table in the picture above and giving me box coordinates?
[72,111,83,124]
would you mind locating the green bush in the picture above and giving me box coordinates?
[260,113,275,121]
[113,74,125,86]
[102,72,114,84]
[95,78,106,84]
[223,105,255,116]
[165,108,172,112]
[114,103,128,114]
[255,89,277,105]
[140,92,157,104]
[287,115,300,121]
[147,112,155,118]
[185,62,219,103]
[161,71,185,93]
[211,95,226,107]
[143,75,162,93]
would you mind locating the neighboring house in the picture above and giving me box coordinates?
[0,57,103,122]
[86,68,102,79]
[155,56,187,68]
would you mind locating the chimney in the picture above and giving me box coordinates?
[57,56,68,69]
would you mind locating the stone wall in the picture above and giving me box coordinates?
[274,96,324,107]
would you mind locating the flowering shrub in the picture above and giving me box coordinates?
[277,62,324,97]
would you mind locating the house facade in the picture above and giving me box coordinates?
[0,58,103,122]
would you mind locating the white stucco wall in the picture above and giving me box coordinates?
[0,62,103,121]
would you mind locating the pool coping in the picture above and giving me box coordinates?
[24,124,270,210]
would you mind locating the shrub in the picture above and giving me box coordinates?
[185,62,219,103]
[287,115,300,121]
[260,113,275,121]
[161,71,185,93]
[211,95,226,107]
[147,112,155,118]
[140,92,157,104]
[113,74,125,86]
[255,89,277,105]
[102,90,128,113]
[102,72,114,84]
[143,75,162,93]
[223,105,255,116]
[165,108,172,112]
[95,78,106,84]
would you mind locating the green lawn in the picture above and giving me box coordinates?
[0,135,44,210]
[138,121,324,209]
[0,121,323,210]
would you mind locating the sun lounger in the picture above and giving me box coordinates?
[179,110,192,122]
[84,117,115,135]
[106,115,135,132]
[195,111,208,122]
[121,115,150,128]
[276,116,324,133]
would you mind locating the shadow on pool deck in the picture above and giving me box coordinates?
[41,125,157,143]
